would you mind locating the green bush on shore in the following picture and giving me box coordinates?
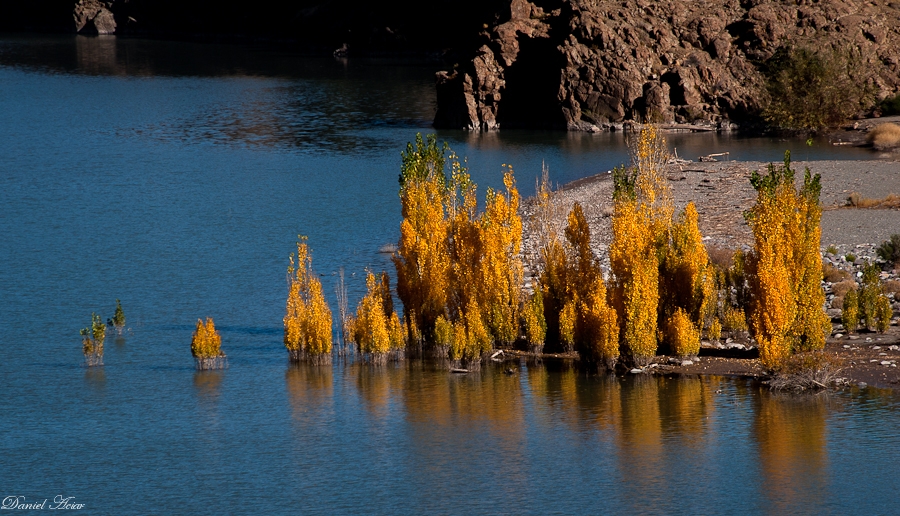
[762,46,873,132]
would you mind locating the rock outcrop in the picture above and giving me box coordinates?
[74,0,116,35]
[434,0,900,131]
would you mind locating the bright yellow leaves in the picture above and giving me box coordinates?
[610,126,715,362]
[191,317,226,369]
[393,135,525,364]
[747,153,830,369]
[284,238,333,364]
[610,194,660,364]
[665,308,700,357]
[349,271,405,363]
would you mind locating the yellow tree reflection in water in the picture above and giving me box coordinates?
[617,374,664,502]
[354,363,405,419]
[285,364,334,425]
[755,390,829,512]
[657,376,717,446]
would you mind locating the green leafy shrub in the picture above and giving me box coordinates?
[762,46,873,132]
[107,299,125,335]
[80,313,105,367]
[876,234,900,266]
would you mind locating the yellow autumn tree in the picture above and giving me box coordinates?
[564,203,619,368]
[394,134,451,355]
[284,238,333,364]
[451,298,492,368]
[350,271,405,364]
[609,126,674,366]
[395,134,529,363]
[191,317,226,370]
[533,168,570,353]
[478,166,523,347]
[747,152,830,369]
[660,202,715,356]
[523,287,547,354]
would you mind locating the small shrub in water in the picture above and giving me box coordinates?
[284,238,333,364]
[191,318,226,370]
[107,299,125,335]
[81,313,105,367]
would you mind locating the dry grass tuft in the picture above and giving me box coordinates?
[823,263,850,282]
[832,279,858,298]
[867,122,900,151]
[831,296,844,309]
[846,192,900,209]
[884,280,900,296]
[767,352,843,391]
[707,246,735,269]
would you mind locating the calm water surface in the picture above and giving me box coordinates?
[1,35,898,514]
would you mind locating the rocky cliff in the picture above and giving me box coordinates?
[433,0,900,131]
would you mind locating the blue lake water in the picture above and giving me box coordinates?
[1,35,898,514]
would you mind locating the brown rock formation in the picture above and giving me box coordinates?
[74,0,116,35]
[434,0,900,131]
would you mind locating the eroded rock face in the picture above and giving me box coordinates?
[435,0,900,131]
[74,0,116,35]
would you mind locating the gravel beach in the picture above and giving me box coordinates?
[520,156,900,389]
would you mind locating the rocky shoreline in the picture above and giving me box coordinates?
[521,157,900,389]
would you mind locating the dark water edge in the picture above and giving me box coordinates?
[3,34,900,514]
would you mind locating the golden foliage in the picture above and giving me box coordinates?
[394,154,451,347]
[284,238,333,363]
[662,203,715,325]
[451,298,492,364]
[558,300,576,353]
[708,318,722,342]
[747,153,830,369]
[578,277,620,368]
[610,196,659,364]
[721,306,748,331]
[841,289,859,334]
[351,271,405,361]
[875,295,893,333]
[665,308,700,357]
[394,136,525,360]
[191,317,223,359]
[523,288,547,353]
[477,167,523,346]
